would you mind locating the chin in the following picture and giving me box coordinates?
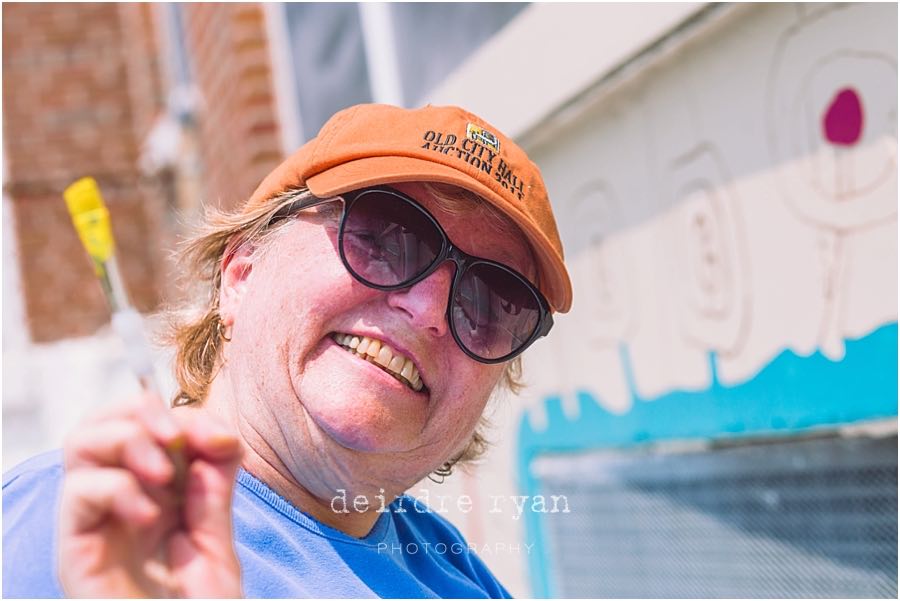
[295,354,432,454]
[309,403,426,455]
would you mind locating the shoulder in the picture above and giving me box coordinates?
[389,495,512,598]
[3,450,65,598]
[3,449,65,505]
[4,448,65,480]
[390,494,473,544]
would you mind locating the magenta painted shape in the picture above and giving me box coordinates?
[822,87,864,146]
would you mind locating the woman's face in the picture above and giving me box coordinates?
[217,183,534,498]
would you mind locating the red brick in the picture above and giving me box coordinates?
[3,2,167,342]
[5,2,287,342]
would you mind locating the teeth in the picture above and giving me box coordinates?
[388,355,405,372]
[400,359,414,381]
[333,334,423,392]
[375,345,393,367]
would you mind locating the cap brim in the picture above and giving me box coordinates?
[306,156,572,313]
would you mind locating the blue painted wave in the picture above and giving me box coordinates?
[517,321,898,597]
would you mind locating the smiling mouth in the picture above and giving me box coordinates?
[331,333,426,393]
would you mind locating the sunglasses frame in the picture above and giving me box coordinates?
[273,186,554,364]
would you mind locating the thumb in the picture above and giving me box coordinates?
[181,453,242,549]
[169,456,244,597]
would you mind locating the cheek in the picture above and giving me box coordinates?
[231,232,365,356]
[254,232,359,313]
[429,364,502,458]
[440,362,505,423]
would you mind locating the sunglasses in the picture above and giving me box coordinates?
[273,186,553,363]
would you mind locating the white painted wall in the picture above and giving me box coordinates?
[427,2,709,140]
[418,3,898,596]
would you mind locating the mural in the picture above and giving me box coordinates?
[515,4,897,596]
[767,4,897,360]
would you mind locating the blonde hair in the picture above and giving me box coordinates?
[165,183,528,474]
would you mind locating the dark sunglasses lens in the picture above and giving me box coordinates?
[451,263,541,360]
[341,191,443,287]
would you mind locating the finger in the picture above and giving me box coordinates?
[122,433,177,485]
[177,412,243,463]
[82,392,178,439]
[65,390,183,462]
[181,455,242,550]
[60,467,160,535]
[77,394,148,423]
[168,528,244,599]
[64,419,175,486]
[133,392,185,447]
[168,528,243,598]
[167,456,243,595]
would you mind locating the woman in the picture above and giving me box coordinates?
[2,104,573,598]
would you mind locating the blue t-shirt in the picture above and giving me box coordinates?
[2,450,511,598]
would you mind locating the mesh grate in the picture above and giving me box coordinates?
[532,434,897,598]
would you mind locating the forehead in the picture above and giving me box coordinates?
[389,182,536,278]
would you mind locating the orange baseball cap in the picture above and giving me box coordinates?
[246,103,573,313]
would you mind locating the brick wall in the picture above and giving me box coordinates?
[2,3,166,342]
[181,3,283,212]
[3,2,286,342]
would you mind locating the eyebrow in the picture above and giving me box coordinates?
[480,236,537,280]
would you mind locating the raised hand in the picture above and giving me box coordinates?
[58,394,244,598]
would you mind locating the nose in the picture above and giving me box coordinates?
[386,261,454,337]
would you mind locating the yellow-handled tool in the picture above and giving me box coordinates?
[63,177,186,484]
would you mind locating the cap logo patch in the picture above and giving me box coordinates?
[420,128,526,201]
[466,123,500,152]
